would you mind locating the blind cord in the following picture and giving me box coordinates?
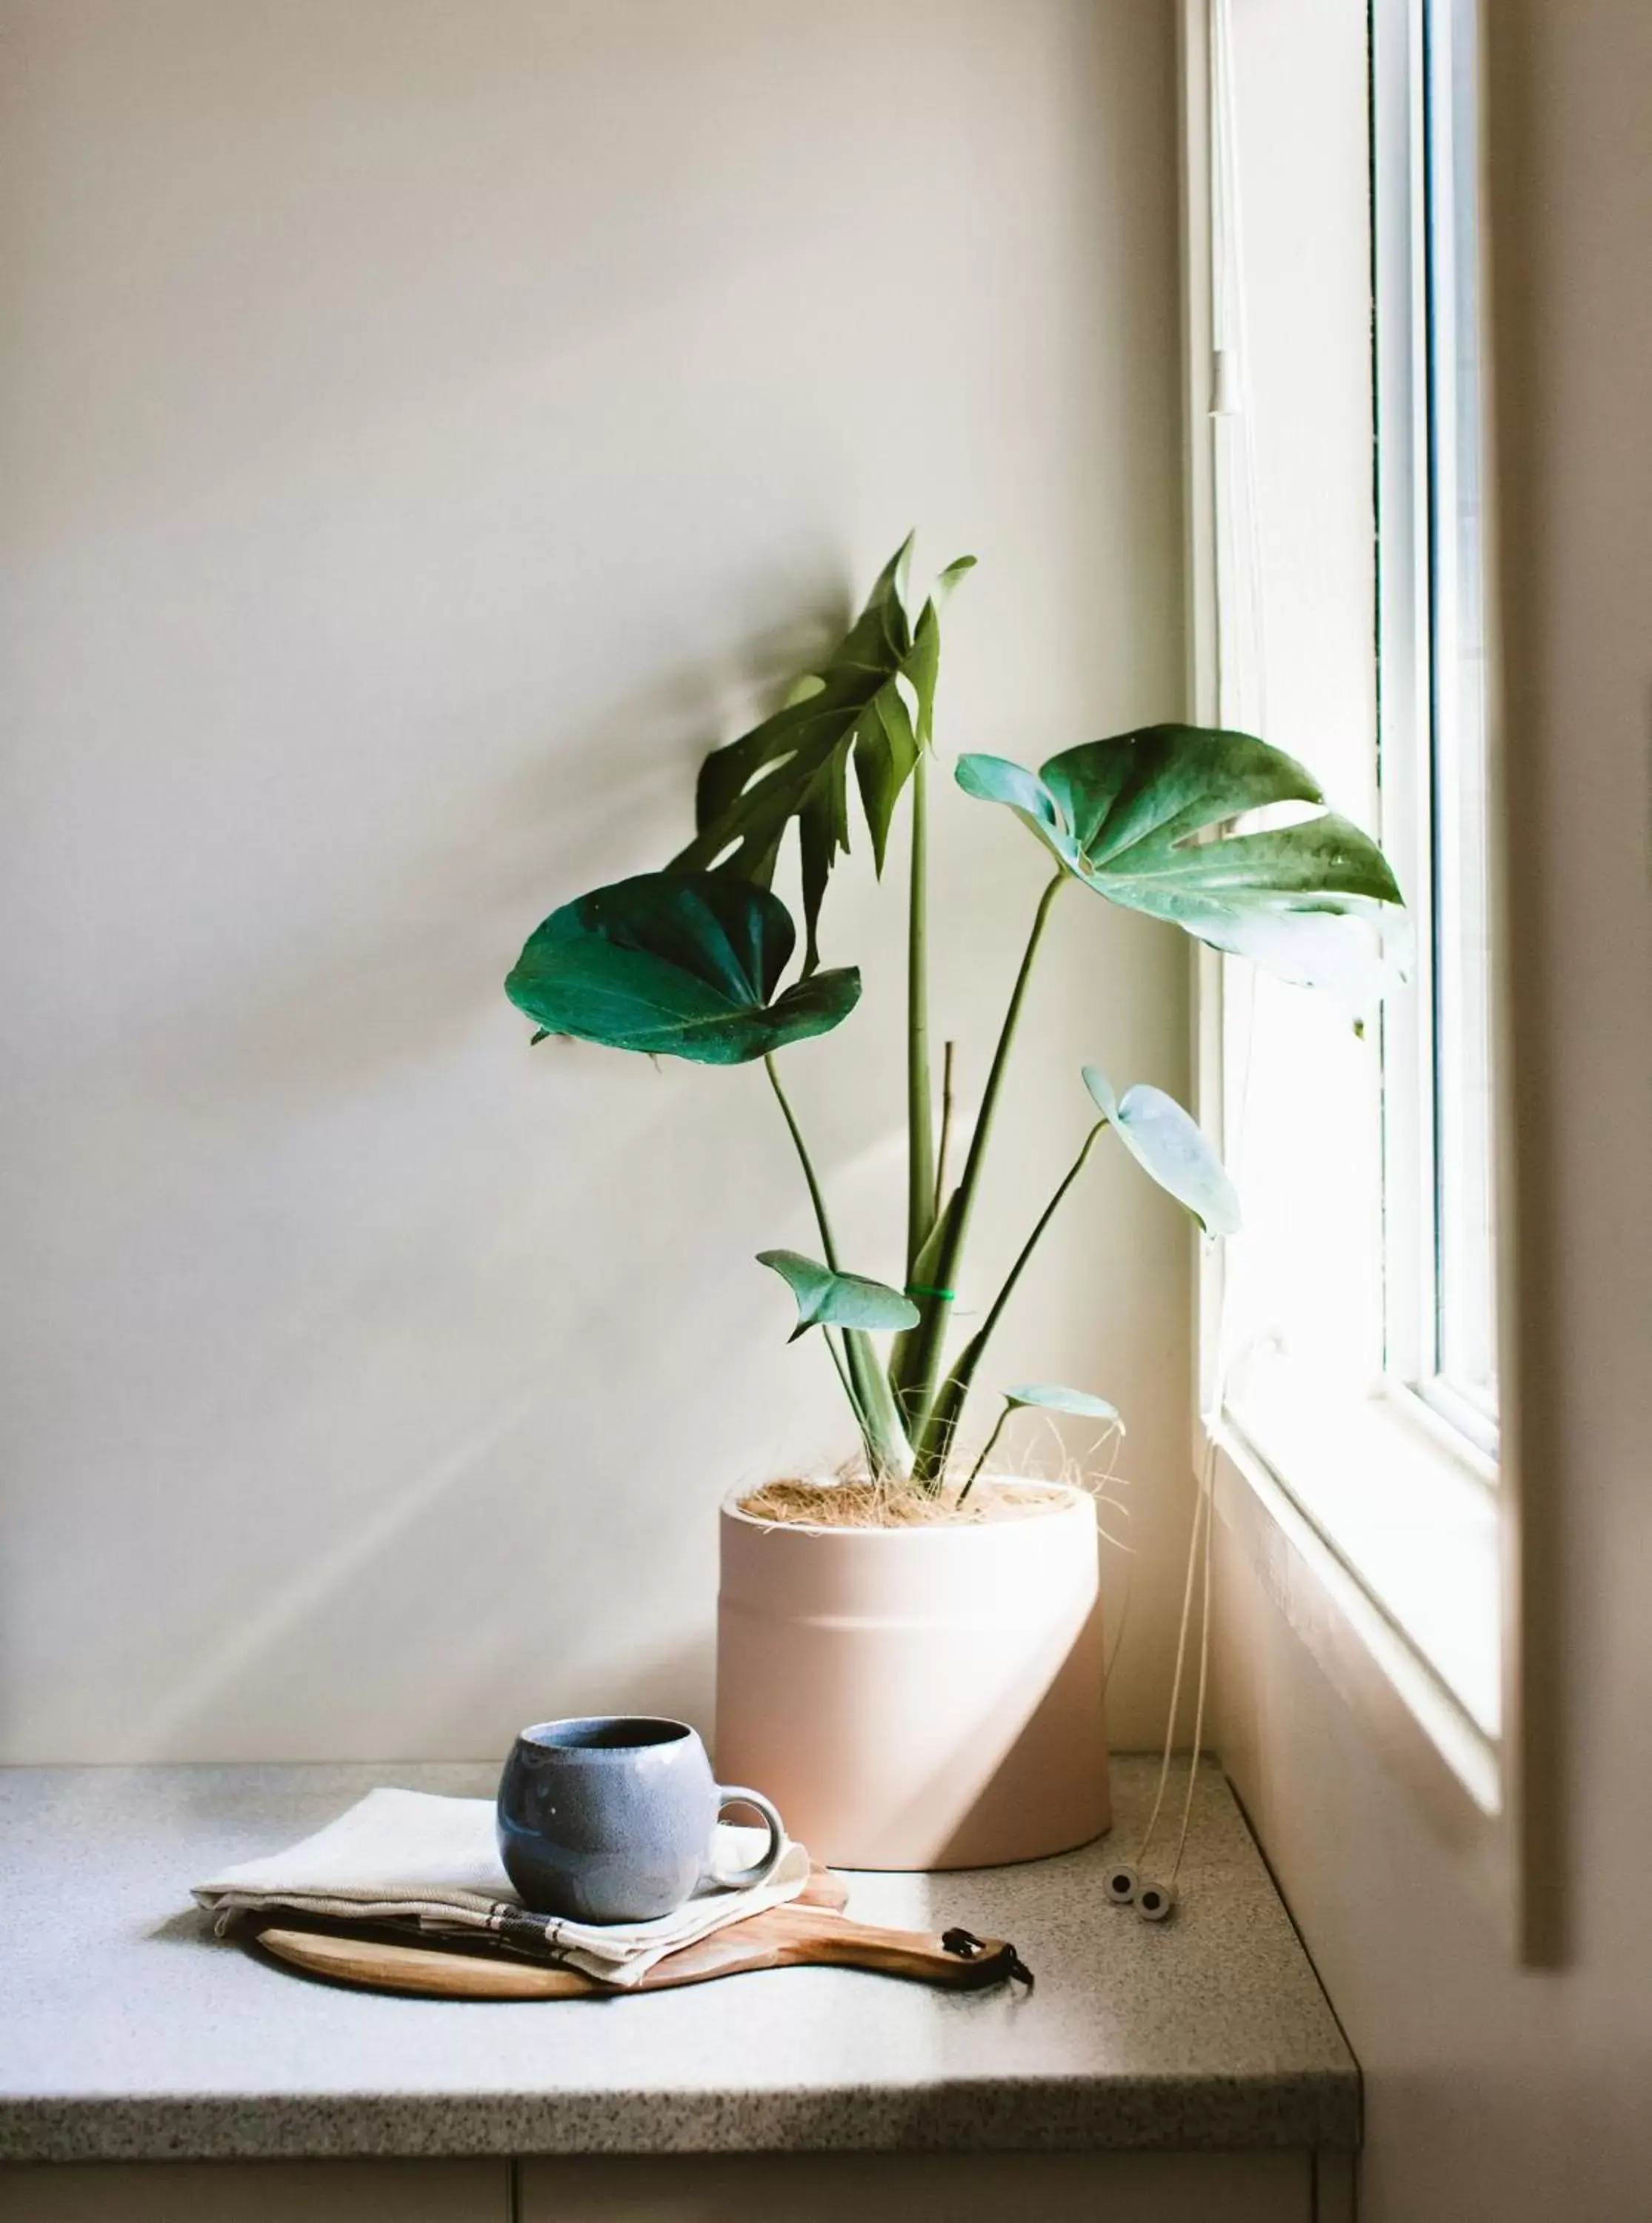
[1128,0,1269,1895]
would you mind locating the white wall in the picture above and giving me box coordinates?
[0,0,1188,1761]
[1213,4,1652,2217]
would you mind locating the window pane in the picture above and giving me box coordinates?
[1426,0,1497,1415]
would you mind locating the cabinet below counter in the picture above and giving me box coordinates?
[0,2151,1349,2222]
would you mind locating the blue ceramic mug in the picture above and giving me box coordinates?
[496,1715,785,1923]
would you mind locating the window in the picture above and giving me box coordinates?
[1188,0,1503,1800]
[1375,0,1499,1457]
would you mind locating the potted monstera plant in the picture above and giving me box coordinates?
[506,541,1403,1869]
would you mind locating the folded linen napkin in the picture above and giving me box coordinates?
[193,1787,812,1989]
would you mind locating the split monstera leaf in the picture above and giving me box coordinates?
[672,536,975,973]
[504,541,1405,1490]
[955,726,1402,997]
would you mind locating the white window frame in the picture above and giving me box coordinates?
[1181,0,1548,1961]
[1375,0,1500,1461]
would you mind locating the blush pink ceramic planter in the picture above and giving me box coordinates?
[713,1481,1110,1870]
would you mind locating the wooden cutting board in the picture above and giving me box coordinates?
[249,1869,1027,1999]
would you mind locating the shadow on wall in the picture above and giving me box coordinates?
[122,1344,716,1761]
[9,579,870,1762]
[150,590,853,1117]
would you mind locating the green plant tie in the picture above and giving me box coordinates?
[905,1283,956,1302]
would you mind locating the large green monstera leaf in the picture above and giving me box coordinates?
[672,538,974,969]
[956,725,1403,991]
[504,871,859,1065]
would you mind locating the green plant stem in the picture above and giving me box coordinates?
[957,1402,1011,1508]
[763,1054,840,1269]
[904,870,1068,1481]
[922,1117,1108,1478]
[824,1326,873,1441]
[933,1040,956,1222]
[905,750,936,1282]
[762,1053,912,1481]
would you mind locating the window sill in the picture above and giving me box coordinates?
[1212,1367,1502,1819]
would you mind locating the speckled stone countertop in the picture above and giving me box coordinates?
[0,1755,1356,2163]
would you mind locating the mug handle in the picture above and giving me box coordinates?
[707,1785,786,1890]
